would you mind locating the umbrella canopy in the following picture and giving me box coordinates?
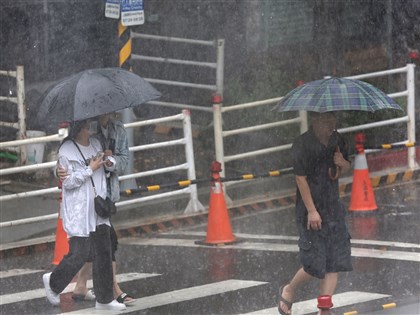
[275,77,402,112]
[37,68,161,129]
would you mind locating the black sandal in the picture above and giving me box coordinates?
[116,292,136,304]
[278,285,293,315]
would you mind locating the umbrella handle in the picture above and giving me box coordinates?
[328,145,340,180]
[328,165,340,180]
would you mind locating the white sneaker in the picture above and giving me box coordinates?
[42,272,60,306]
[95,299,127,311]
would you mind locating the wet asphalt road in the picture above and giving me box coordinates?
[0,180,419,315]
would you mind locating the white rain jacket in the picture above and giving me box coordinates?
[58,138,111,237]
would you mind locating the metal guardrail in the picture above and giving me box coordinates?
[212,64,417,179]
[0,110,204,228]
[130,33,224,112]
[0,66,27,164]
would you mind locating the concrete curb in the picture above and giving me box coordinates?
[1,167,419,260]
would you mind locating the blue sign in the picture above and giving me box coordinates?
[121,0,143,12]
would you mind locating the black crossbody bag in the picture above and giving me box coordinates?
[71,140,116,219]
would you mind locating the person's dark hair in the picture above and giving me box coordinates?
[69,120,90,138]
[309,111,336,124]
[58,120,88,151]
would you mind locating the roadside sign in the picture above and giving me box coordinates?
[121,0,144,26]
[105,0,120,19]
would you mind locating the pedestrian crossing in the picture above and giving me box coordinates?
[0,267,394,315]
[1,231,416,314]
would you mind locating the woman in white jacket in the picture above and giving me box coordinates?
[42,119,126,311]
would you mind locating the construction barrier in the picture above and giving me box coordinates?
[364,142,416,150]
[349,133,378,212]
[122,168,293,196]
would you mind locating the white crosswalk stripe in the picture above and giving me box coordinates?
[0,272,160,306]
[242,291,391,315]
[0,269,44,279]
[162,231,420,249]
[126,234,420,262]
[61,279,268,315]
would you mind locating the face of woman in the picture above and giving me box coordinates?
[77,122,91,138]
[76,120,97,139]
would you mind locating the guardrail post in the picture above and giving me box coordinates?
[213,98,225,178]
[16,65,27,165]
[406,63,417,169]
[216,39,225,99]
[182,109,205,213]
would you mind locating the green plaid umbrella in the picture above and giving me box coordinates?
[276,77,402,112]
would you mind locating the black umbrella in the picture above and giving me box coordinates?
[37,68,161,129]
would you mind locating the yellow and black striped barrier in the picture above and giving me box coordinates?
[364,142,416,150]
[122,168,294,196]
[118,21,132,70]
[124,178,210,195]
[223,169,292,182]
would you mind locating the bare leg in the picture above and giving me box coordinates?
[317,273,338,315]
[279,267,314,314]
[112,261,123,298]
[319,272,338,295]
[73,262,92,295]
[112,261,135,303]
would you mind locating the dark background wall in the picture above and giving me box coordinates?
[1,0,419,102]
[1,0,419,174]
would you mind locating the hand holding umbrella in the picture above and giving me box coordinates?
[329,146,348,180]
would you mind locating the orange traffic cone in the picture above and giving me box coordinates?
[349,133,377,212]
[196,161,236,245]
[52,190,69,265]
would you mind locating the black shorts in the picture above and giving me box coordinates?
[298,220,353,279]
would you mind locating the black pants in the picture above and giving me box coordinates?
[49,224,114,303]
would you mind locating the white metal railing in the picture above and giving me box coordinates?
[343,64,417,168]
[213,64,417,177]
[0,66,27,164]
[130,33,224,112]
[213,98,308,177]
[0,110,204,229]
[118,110,204,213]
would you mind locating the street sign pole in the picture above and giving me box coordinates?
[105,0,145,190]
[118,20,137,190]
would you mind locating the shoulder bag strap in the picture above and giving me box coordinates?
[70,139,98,197]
